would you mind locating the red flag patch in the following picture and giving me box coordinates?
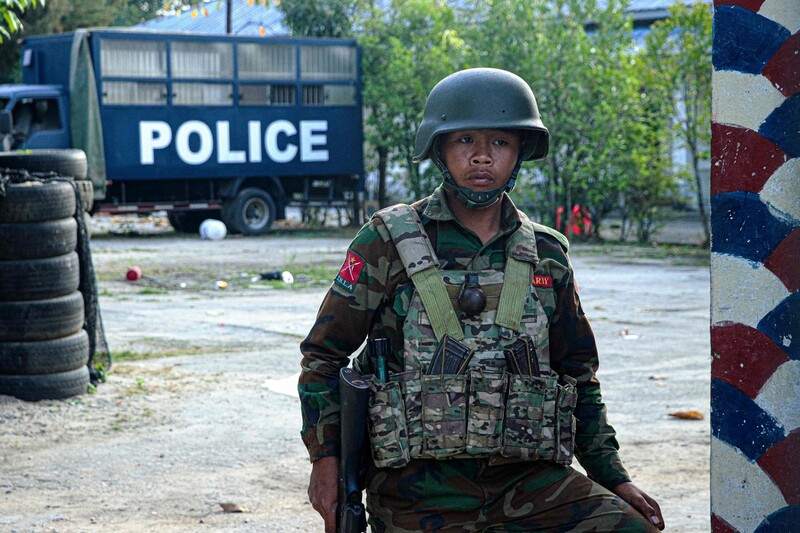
[532,275,553,288]
[334,250,365,292]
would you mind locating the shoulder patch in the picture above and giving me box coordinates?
[334,250,365,292]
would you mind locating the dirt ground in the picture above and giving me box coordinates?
[0,214,711,532]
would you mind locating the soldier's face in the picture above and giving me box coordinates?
[440,129,521,192]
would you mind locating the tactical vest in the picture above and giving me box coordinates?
[364,205,577,469]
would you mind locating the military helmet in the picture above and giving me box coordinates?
[413,68,549,163]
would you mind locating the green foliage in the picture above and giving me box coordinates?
[0,0,42,42]
[276,0,366,38]
[110,0,165,26]
[463,0,650,237]
[643,3,712,243]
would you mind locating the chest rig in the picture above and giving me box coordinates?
[364,205,577,469]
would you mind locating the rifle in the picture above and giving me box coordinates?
[337,366,369,533]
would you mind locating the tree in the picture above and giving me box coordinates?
[359,24,416,207]
[0,0,43,42]
[110,0,165,26]
[643,3,713,245]
[275,0,365,38]
[463,0,648,239]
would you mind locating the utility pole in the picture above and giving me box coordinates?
[226,0,232,34]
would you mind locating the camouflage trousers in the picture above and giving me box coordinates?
[366,459,658,532]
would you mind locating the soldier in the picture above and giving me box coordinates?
[299,68,665,532]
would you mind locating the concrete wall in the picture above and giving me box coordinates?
[710,1,799,531]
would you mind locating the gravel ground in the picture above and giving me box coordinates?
[0,213,711,532]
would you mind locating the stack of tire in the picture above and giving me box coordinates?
[0,150,92,401]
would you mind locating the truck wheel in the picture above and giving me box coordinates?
[0,330,89,375]
[0,218,78,260]
[223,188,275,235]
[0,365,90,401]
[167,209,221,234]
[0,180,76,223]
[0,252,80,301]
[0,291,85,342]
[0,149,88,180]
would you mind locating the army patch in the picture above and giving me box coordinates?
[532,275,553,288]
[335,250,365,292]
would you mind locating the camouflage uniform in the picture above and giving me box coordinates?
[299,187,657,531]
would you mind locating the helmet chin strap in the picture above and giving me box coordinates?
[431,152,523,210]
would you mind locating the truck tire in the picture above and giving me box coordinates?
[167,209,221,234]
[0,292,84,342]
[0,149,88,180]
[0,330,89,375]
[0,179,76,223]
[223,187,275,235]
[0,252,80,301]
[0,217,78,260]
[0,365,90,401]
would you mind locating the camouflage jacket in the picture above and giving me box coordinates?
[299,186,631,489]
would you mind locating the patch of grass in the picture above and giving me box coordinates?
[138,288,168,295]
[111,347,210,363]
[131,376,147,393]
[293,263,340,281]
[111,364,177,377]
[96,272,121,283]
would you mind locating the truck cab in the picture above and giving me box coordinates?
[0,85,70,151]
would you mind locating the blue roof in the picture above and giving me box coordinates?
[136,0,289,36]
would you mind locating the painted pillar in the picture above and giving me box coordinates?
[710,0,800,531]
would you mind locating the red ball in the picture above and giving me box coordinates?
[126,266,142,281]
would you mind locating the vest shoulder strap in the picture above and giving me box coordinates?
[496,215,537,332]
[375,204,438,276]
[375,204,464,341]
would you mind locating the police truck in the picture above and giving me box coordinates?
[0,29,364,234]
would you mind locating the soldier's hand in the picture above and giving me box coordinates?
[309,456,339,533]
[611,481,665,530]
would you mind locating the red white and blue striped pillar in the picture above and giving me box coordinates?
[710,1,799,531]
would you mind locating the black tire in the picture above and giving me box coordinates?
[0,149,88,180]
[168,209,222,234]
[0,252,80,301]
[0,252,81,301]
[0,179,76,223]
[222,187,275,235]
[0,217,77,260]
[0,365,90,401]
[0,330,89,375]
[0,292,84,342]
